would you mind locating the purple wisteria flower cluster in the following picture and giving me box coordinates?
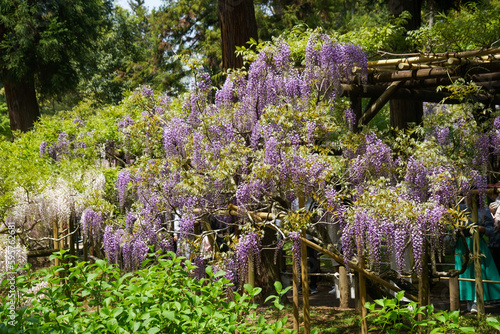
[349,133,395,188]
[235,232,261,285]
[80,208,104,244]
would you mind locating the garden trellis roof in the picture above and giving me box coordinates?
[341,46,500,126]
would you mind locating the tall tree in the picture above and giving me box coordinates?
[0,0,112,133]
[387,0,424,130]
[219,0,258,70]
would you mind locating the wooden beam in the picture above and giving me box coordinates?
[472,196,486,317]
[369,62,500,83]
[341,84,500,105]
[367,46,500,68]
[358,80,404,126]
[301,237,418,302]
[27,248,59,258]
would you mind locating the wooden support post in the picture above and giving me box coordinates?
[83,240,88,262]
[418,251,430,320]
[292,250,300,332]
[339,265,350,309]
[301,237,418,302]
[354,273,361,313]
[301,229,310,334]
[248,254,255,303]
[449,275,460,311]
[53,220,59,267]
[472,196,485,316]
[473,230,485,315]
[350,91,362,133]
[248,255,255,287]
[358,80,404,126]
[359,257,368,334]
[69,217,75,257]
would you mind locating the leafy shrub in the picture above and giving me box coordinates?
[1,250,293,333]
[364,291,480,333]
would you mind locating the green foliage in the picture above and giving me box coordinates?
[0,99,10,140]
[364,291,499,333]
[255,0,389,42]
[0,250,294,333]
[486,316,500,331]
[364,291,422,333]
[0,0,113,100]
[408,1,500,52]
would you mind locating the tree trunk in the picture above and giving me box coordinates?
[390,99,423,130]
[388,0,423,130]
[219,0,258,70]
[3,74,40,133]
[258,226,282,299]
[388,0,423,31]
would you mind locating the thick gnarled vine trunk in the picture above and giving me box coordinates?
[3,74,40,133]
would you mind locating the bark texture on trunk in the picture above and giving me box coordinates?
[389,99,423,130]
[3,75,40,133]
[388,0,424,130]
[388,0,423,31]
[257,226,283,299]
[219,0,258,70]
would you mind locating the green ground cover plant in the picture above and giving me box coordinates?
[0,250,293,333]
[364,291,500,334]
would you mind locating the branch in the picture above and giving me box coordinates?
[27,227,79,243]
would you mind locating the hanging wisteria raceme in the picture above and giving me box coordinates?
[88,33,489,281]
[80,208,104,244]
[125,211,137,234]
[212,256,238,298]
[117,169,133,208]
[348,133,396,189]
[103,226,124,265]
[288,231,302,270]
[96,33,371,277]
[193,255,205,280]
[235,232,261,285]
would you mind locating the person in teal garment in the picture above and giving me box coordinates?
[455,202,500,313]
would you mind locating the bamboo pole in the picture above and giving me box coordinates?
[83,239,88,262]
[301,237,419,302]
[248,255,255,287]
[449,275,460,311]
[367,46,500,68]
[292,247,300,332]
[339,265,350,308]
[224,204,419,301]
[358,80,403,126]
[359,256,368,334]
[368,55,447,67]
[298,195,310,334]
[418,251,430,320]
[371,62,500,83]
[453,277,500,283]
[27,248,60,258]
[53,219,59,267]
[248,254,255,304]
[69,217,75,257]
[301,229,311,334]
[472,196,485,316]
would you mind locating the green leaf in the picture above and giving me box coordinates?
[163,311,175,321]
[273,281,283,293]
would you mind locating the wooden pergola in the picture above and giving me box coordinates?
[340,47,500,128]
